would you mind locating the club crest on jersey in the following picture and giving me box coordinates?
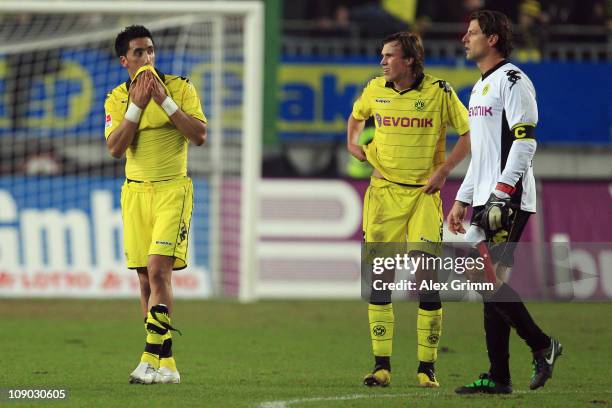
[482,84,490,96]
[105,114,112,128]
[414,99,425,111]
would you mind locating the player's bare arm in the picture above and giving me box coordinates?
[346,114,367,161]
[106,72,152,158]
[424,131,471,194]
[149,70,206,146]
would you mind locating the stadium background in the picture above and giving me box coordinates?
[0,0,608,300]
[0,1,610,406]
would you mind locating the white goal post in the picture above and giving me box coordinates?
[0,1,263,302]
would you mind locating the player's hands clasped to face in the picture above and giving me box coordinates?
[129,70,167,108]
[147,70,168,105]
[129,70,153,109]
[447,201,468,234]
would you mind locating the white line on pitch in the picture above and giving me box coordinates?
[257,390,612,408]
[258,393,427,408]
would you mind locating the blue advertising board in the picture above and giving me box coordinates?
[0,176,211,297]
[0,52,609,145]
[277,58,610,145]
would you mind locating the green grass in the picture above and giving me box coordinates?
[0,300,610,407]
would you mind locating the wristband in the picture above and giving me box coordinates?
[495,182,516,195]
[124,103,142,123]
[161,96,179,116]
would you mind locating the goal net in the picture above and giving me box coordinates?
[0,1,262,301]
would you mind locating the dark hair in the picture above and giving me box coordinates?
[470,10,514,58]
[114,25,154,57]
[382,32,424,77]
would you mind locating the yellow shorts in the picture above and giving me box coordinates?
[363,177,443,248]
[120,177,193,270]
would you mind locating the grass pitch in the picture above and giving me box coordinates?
[1,299,610,407]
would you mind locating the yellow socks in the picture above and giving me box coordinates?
[140,304,172,368]
[368,303,395,358]
[160,331,177,370]
[417,308,443,362]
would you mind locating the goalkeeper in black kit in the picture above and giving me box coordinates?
[447,10,562,394]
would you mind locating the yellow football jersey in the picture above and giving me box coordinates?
[352,74,469,185]
[104,66,206,181]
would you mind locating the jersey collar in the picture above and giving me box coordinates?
[481,59,509,80]
[385,73,424,95]
[125,68,166,90]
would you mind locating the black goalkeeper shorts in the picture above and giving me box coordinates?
[470,206,533,267]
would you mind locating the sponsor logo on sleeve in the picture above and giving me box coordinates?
[505,69,522,89]
[434,80,452,93]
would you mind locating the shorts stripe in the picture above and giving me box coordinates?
[172,185,188,258]
[183,186,195,265]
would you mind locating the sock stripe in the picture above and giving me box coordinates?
[160,337,173,358]
[147,321,168,335]
[417,343,439,348]
[144,342,162,353]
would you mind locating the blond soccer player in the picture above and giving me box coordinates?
[104,25,206,384]
[347,32,470,388]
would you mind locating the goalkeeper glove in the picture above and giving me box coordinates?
[479,183,516,234]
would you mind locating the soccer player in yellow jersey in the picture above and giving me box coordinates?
[104,25,206,384]
[347,32,471,388]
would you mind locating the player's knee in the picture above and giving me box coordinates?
[147,265,172,287]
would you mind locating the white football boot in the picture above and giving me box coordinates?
[129,362,158,384]
[154,366,181,384]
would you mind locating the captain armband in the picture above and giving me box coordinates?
[511,124,535,141]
